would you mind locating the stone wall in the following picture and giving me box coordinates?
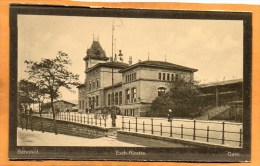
[17,115,117,138]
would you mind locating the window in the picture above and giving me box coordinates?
[79,101,81,109]
[82,100,84,109]
[126,89,130,104]
[171,74,174,81]
[86,101,88,109]
[92,96,95,108]
[158,73,161,80]
[119,91,122,105]
[89,81,91,91]
[89,97,92,108]
[167,73,170,81]
[134,73,136,80]
[111,93,114,105]
[163,73,166,80]
[131,88,137,103]
[125,76,127,82]
[108,94,111,106]
[158,87,166,96]
[96,78,99,88]
[96,95,99,107]
[115,92,119,105]
[92,80,95,89]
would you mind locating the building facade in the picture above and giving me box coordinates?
[78,40,197,116]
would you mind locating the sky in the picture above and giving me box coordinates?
[18,15,243,101]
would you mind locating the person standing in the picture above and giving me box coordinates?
[168,109,173,122]
[111,110,117,127]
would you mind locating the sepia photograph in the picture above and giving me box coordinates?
[9,5,252,162]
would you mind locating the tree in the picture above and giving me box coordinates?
[18,79,48,132]
[24,51,80,134]
[150,77,202,118]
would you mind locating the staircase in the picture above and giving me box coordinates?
[197,105,231,120]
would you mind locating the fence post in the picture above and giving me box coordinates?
[87,114,89,124]
[104,118,106,127]
[207,126,209,142]
[181,124,183,139]
[239,129,242,147]
[81,114,82,123]
[135,117,138,132]
[143,121,145,133]
[95,115,97,125]
[160,123,162,136]
[193,120,196,140]
[151,118,153,134]
[170,120,172,137]
[129,120,130,131]
[100,117,102,126]
[122,116,124,130]
[222,122,225,144]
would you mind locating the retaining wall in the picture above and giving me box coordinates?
[17,115,117,139]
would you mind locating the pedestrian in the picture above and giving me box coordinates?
[111,110,117,127]
[168,109,173,122]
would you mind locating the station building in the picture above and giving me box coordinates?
[78,40,198,116]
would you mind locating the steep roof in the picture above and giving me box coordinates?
[83,41,109,61]
[119,60,198,73]
[86,61,129,73]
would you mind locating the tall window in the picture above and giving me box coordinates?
[89,81,91,91]
[125,75,127,82]
[86,101,88,109]
[158,73,161,80]
[96,78,99,88]
[126,89,130,104]
[163,73,166,80]
[96,95,99,107]
[131,88,137,103]
[167,73,170,81]
[82,100,84,109]
[133,73,136,80]
[176,74,179,81]
[171,74,174,81]
[92,96,95,108]
[111,93,114,105]
[89,97,91,108]
[115,92,119,105]
[119,91,122,105]
[108,94,111,106]
[158,87,166,96]
[79,101,81,109]
[92,80,95,89]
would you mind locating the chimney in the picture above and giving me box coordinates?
[129,56,133,65]
[118,50,123,62]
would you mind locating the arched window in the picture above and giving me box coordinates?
[158,87,166,96]
[96,78,99,88]
[119,91,122,105]
[131,88,137,103]
[111,93,114,105]
[171,74,174,81]
[167,73,170,81]
[88,97,92,108]
[126,89,130,104]
[115,92,119,105]
[108,94,111,106]
[163,73,166,80]
[92,96,95,108]
[96,95,99,107]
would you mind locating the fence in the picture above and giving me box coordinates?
[121,116,243,147]
[40,112,109,128]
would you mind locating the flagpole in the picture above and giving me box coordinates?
[112,20,115,108]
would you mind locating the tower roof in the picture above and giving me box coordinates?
[83,40,109,61]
